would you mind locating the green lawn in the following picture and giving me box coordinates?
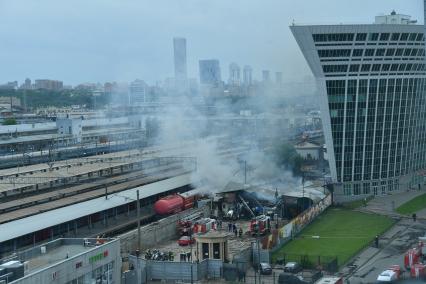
[272,209,394,266]
[396,193,426,215]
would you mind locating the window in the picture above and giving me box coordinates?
[318,49,351,57]
[409,33,417,41]
[398,64,406,71]
[381,64,390,71]
[404,49,412,56]
[380,33,390,41]
[391,33,400,41]
[322,65,348,73]
[352,49,363,57]
[411,49,418,56]
[390,64,398,71]
[368,33,379,41]
[361,64,371,72]
[395,48,404,56]
[385,49,395,56]
[375,49,385,56]
[356,33,367,41]
[363,183,370,194]
[365,49,375,56]
[344,184,352,196]
[353,184,361,195]
[400,33,409,41]
[313,33,355,42]
[416,33,424,41]
[349,64,360,72]
[372,64,381,71]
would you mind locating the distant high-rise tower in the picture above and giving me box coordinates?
[228,63,241,85]
[243,65,253,86]
[275,72,283,84]
[262,70,270,82]
[199,60,222,85]
[173,37,187,83]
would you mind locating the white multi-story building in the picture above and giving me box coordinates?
[129,79,148,104]
[291,11,426,201]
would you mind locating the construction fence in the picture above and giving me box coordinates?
[125,255,222,283]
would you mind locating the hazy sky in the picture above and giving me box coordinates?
[0,0,423,86]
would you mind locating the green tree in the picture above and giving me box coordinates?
[273,142,304,175]
[2,117,17,125]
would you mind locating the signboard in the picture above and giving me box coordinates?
[89,250,109,264]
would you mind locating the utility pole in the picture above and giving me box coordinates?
[137,190,141,251]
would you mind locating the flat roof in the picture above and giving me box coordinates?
[1,238,117,280]
[0,133,70,146]
[0,173,191,242]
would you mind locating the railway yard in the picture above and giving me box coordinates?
[0,138,251,258]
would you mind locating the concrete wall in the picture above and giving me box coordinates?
[119,206,210,254]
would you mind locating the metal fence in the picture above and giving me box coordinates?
[274,253,338,272]
[127,256,222,283]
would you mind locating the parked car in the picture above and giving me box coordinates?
[177,236,195,246]
[284,262,302,273]
[259,263,273,275]
[377,270,398,282]
[278,272,309,284]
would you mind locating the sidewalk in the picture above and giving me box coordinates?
[357,189,426,218]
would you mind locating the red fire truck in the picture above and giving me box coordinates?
[249,215,271,235]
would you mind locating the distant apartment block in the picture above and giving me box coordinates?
[35,79,63,91]
[199,59,222,85]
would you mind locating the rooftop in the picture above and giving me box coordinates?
[1,238,116,279]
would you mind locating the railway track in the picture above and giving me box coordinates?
[0,166,191,225]
[0,162,183,214]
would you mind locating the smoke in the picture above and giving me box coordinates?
[145,85,307,197]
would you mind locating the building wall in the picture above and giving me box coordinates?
[291,23,426,200]
[199,60,221,85]
[12,239,121,284]
[295,148,320,160]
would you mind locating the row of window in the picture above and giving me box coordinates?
[323,63,426,73]
[318,48,425,58]
[342,179,400,196]
[313,32,424,42]
[326,78,426,182]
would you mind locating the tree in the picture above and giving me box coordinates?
[2,117,17,125]
[273,142,303,175]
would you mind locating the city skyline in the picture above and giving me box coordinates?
[0,0,422,85]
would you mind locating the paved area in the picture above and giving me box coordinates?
[358,189,426,218]
[152,220,255,262]
[342,191,426,284]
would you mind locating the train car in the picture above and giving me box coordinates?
[154,189,201,215]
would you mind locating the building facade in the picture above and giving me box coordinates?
[228,62,241,86]
[173,37,187,81]
[129,79,148,104]
[243,65,253,86]
[199,59,221,86]
[3,238,121,284]
[35,80,63,91]
[291,13,426,201]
